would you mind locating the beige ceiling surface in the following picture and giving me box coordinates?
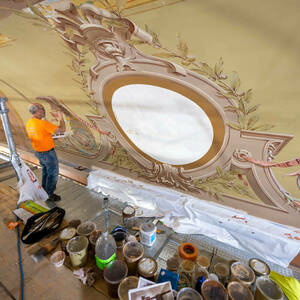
[0,0,299,200]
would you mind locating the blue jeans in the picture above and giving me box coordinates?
[34,148,59,197]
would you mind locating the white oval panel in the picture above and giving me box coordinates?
[112,84,214,165]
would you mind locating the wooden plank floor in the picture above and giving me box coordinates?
[0,180,110,300]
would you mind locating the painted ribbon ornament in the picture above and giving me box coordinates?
[241,154,300,209]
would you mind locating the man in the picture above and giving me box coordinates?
[26,103,65,201]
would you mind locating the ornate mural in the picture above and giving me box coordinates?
[0,1,299,227]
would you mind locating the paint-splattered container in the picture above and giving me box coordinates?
[230,262,255,288]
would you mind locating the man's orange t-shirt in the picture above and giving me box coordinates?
[26,118,57,152]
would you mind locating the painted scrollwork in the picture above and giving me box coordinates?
[53,3,152,72]
[142,162,199,192]
[233,149,252,162]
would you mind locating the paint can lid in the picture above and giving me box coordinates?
[249,258,270,276]
[59,227,76,240]
[122,205,135,217]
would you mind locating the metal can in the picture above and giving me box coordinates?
[140,222,156,247]
[122,205,135,229]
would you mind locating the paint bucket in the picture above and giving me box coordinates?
[230,262,255,288]
[137,256,158,281]
[140,222,156,247]
[66,235,89,268]
[118,276,139,300]
[123,241,144,275]
[122,205,135,229]
[76,221,96,237]
[103,260,128,298]
[213,263,229,284]
[201,280,228,300]
[227,281,254,300]
[255,276,284,300]
[177,287,203,300]
[196,255,211,269]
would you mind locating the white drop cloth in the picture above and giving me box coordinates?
[87,168,300,267]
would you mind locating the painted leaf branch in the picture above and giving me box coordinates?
[65,44,100,115]
[194,167,255,200]
[142,25,274,131]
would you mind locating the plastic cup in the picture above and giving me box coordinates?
[227,281,254,300]
[123,241,144,275]
[201,280,228,300]
[255,276,284,300]
[50,251,66,267]
[137,256,158,281]
[214,263,229,284]
[66,236,89,268]
[76,221,96,237]
[231,262,255,288]
[118,276,139,300]
[177,287,203,300]
[103,260,128,298]
[196,255,211,269]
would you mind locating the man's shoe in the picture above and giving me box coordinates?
[48,194,61,202]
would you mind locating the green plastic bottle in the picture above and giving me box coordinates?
[95,196,116,270]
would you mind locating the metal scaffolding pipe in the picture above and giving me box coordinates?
[0,97,21,179]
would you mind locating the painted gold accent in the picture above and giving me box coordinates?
[103,73,225,170]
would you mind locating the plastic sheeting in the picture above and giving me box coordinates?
[87,168,300,268]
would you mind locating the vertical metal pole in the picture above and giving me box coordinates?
[0,97,21,177]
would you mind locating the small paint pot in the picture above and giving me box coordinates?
[180,259,195,283]
[201,280,228,300]
[255,276,284,300]
[195,266,209,281]
[177,287,203,300]
[76,221,96,237]
[122,205,135,229]
[112,230,127,249]
[137,256,158,281]
[231,262,255,288]
[227,281,254,300]
[89,229,102,247]
[196,255,210,269]
[103,260,128,298]
[167,254,180,272]
[50,250,66,267]
[123,241,144,275]
[118,276,139,300]
[213,263,229,284]
[66,235,89,268]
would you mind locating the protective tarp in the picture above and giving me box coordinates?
[88,168,300,268]
[17,158,48,204]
